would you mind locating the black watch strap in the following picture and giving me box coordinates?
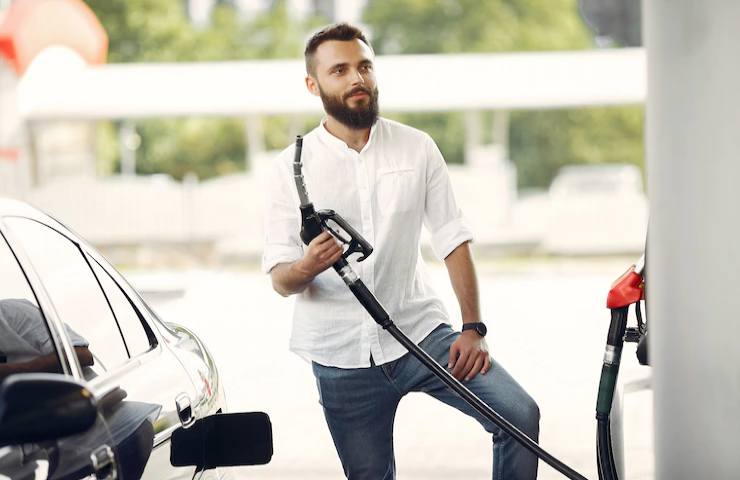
[462,322,487,337]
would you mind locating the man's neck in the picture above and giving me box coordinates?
[324,116,371,153]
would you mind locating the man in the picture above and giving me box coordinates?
[0,298,93,381]
[263,23,539,480]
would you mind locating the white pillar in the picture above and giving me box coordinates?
[645,2,740,478]
[119,121,139,176]
[463,110,482,165]
[245,114,265,170]
[491,110,509,159]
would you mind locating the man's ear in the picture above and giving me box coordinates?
[305,75,320,97]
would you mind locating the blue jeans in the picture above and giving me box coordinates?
[312,324,540,480]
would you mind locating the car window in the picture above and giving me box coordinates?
[87,254,153,357]
[0,231,64,381]
[4,218,129,377]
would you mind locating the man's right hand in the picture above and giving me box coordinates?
[295,231,344,278]
[270,231,343,297]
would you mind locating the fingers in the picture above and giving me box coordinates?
[327,244,344,264]
[451,349,470,380]
[448,337,491,382]
[318,239,342,263]
[309,231,336,250]
[459,352,478,381]
[482,355,491,375]
[464,356,486,382]
[448,343,460,369]
[306,232,343,271]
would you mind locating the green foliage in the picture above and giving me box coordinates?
[85,0,323,179]
[134,118,246,179]
[510,106,644,189]
[364,0,644,188]
[384,112,466,164]
[94,121,120,175]
[85,0,195,63]
[86,0,644,186]
[365,0,593,54]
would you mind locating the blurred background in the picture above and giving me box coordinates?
[0,0,651,478]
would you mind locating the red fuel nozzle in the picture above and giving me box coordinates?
[606,266,644,309]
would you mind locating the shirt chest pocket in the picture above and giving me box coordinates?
[375,167,417,214]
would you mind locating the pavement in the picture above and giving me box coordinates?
[143,257,654,480]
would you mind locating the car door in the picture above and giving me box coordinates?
[0,228,119,480]
[3,217,200,480]
[80,251,211,480]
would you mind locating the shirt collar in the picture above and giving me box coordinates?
[316,117,381,154]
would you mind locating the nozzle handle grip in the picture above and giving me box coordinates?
[300,204,323,246]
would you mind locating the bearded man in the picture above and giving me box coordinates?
[262,23,540,480]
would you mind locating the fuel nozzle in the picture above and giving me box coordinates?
[292,136,324,245]
[291,135,373,260]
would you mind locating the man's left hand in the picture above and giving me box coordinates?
[448,330,491,382]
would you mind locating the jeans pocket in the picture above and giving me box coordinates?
[418,323,457,365]
[311,362,326,406]
[419,323,453,348]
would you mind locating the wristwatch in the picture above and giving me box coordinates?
[462,322,487,337]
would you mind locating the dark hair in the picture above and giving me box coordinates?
[304,23,371,75]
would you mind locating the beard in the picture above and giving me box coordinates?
[318,84,379,130]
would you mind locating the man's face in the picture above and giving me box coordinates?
[306,39,379,130]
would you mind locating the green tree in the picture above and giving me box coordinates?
[364,0,644,188]
[365,0,592,54]
[86,0,323,180]
[510,106,643,189]
[85,0,197,63]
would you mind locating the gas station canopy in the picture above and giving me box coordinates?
[15,48,646,120]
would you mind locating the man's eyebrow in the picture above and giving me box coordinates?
[326,59,373,72]
[327,62,349,72]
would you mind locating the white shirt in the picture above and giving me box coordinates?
[262,117,473,368]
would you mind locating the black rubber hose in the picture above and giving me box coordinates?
[597,415,618,480]
[342,273,589,480]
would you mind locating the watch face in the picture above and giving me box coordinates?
[475,323,487,337]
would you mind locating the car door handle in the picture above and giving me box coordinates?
[175,393,195,428]
[90,444,117,480]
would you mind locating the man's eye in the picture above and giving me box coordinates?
[361,64,373,72]
[333,67,345,75]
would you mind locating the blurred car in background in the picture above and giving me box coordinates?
[542,164,648,255]
[0,198,271,479]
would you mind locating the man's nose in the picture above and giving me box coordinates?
[351,68,366,85]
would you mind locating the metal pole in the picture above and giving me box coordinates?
[245,115,265,171]
[645,1,740,478]
[463,110,482,165]
[491,110,509,158]
[119,121,138,176]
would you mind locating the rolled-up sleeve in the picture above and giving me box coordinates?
[261,148,304,274]
[422,135,474,260]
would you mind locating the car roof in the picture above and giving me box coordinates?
[0,197,75,238]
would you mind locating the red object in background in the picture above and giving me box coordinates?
[0,0,108,75]
[0,148,19,162]
[606,266,645,309]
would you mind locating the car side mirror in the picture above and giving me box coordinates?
[170,412,273,469]
[0,373,98,447]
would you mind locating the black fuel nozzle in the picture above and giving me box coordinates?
[317,209,373,262]
[624,327,641,343]
[292,135,373,260]
[300,204,324,246]
[293,135,324,245]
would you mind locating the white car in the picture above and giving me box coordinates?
[543,164,648,255]
[0,198,271,479]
